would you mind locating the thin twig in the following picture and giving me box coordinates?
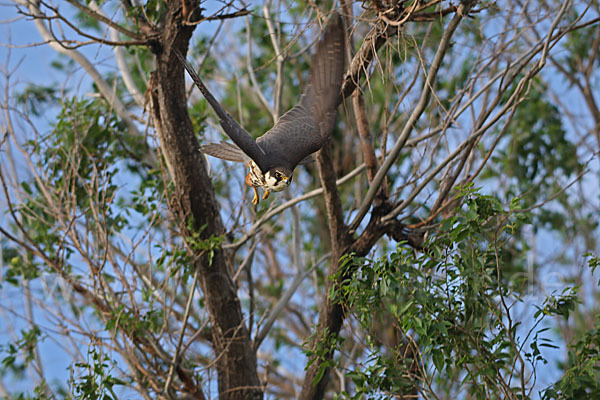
[254,253,330,350]
[163,266,201,394]
[349,0,476,232]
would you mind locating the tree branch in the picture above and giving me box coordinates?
[15,0,141,137]
[349,0,478,233]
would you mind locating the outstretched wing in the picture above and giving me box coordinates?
[175,50,269,171]
[201,141,250,163]
[256,14,345,171]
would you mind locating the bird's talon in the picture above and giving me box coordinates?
[262,191,270,200]
[252,187,260,206]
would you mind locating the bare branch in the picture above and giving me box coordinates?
[350,0,478,232]
[254,253,330,350]
[14,0,141,137]
[63,0,144,40]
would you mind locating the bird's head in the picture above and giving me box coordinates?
[264,166,293,192]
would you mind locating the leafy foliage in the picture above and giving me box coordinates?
[329,190,590,399]
[541,255,600,400]
[69,345,127,400]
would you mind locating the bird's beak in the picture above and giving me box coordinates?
[283,176,291,185]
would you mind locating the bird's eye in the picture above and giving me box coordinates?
[275,172,281,179]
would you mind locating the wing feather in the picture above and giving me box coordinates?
[175,50,269,171]
[255,15,345,171]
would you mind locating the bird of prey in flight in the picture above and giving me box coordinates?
[176,14,345,205]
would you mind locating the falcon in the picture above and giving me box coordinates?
[176,14,345,205]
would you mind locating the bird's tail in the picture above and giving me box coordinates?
[200,141,249,163]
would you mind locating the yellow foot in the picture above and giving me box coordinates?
[252,187,260,206]
[262,190,270,200]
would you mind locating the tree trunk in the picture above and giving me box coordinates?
[148,5,261,399]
